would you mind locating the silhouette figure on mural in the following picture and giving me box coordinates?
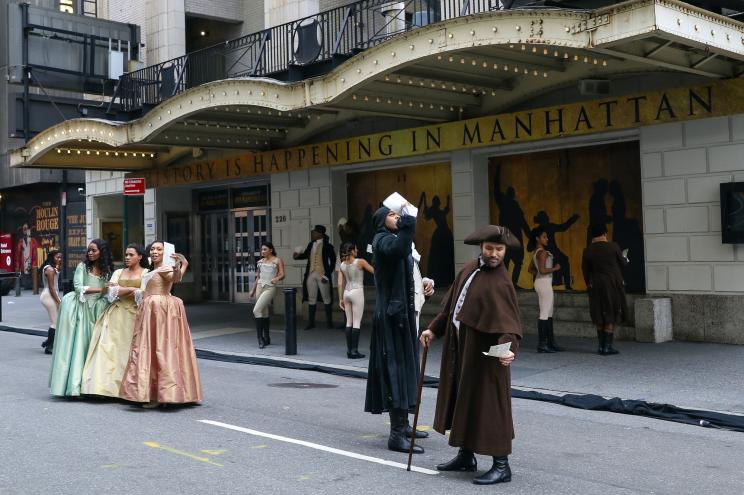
[586,179,612,247]
[609,180,645,293]
[493,164,532,287]
[533,210,580,290]
[418,192,455,287]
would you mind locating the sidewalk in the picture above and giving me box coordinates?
[3,290,744,415]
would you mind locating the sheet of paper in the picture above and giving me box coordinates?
[482,342,512,358]
[162,242,176,267]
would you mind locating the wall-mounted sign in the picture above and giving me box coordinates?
[124,177,145,195]
[197,190,229,211]
[232,186,268,209]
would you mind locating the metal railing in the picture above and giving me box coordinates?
[118,0,513,112]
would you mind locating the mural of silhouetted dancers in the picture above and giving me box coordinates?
[609,180,645,293]
[587,179,612,247]
[533,210,580,290]
[418,192,455,287]
[493,164,532,287]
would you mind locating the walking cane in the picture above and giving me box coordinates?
[407,344,429,471]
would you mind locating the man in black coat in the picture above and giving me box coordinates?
[364,204,427,454]
[293,224,336,330]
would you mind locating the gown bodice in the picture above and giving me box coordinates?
[144,270,174,296]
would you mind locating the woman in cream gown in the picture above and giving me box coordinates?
[120,241,202,407]
[81,244,148,397]
[49,239,114,397]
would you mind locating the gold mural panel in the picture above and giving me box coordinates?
[347,162,455,287]
[489,142,644,292]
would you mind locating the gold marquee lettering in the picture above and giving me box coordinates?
[127,79,744,187]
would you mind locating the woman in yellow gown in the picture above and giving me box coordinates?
[120,241,202,407]
[81,244,148,397]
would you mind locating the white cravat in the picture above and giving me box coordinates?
[452,257,485,331]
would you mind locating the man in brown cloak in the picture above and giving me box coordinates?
[420,225,523,485]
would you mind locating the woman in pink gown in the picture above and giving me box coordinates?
[119,241,202,407]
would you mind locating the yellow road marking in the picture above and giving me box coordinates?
[360,434,384,439]
[297,475,311,481]
[101,464,119,469]
[200,449,227,455]
[143,441,223,467]
[251,444,268,449]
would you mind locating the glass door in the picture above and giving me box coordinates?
[200,212,230,301]
[232,208,269,303]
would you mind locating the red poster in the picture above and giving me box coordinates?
[0,234,13,271]
[124,178,145,195]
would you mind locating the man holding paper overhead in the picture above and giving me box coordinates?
[420,225,523,485]
[365,192,429,455]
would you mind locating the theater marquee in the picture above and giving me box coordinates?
[128,79,744,188]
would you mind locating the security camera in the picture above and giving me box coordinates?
[77,187,86,196]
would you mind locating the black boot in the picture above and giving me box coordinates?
[388,409,423,454]
[262,318,271,346]
[437,448,476,471]
[43,327,55,355]
[602,331,619,355]
[256,318,266,349]
[473,456,511,485]
[404,423,428,439]
[324,303,334,329]
[537,320,555,353]
[597,329,606,355]
[345,327,354,358]
[547,317,564,351]
[348,328,365,359]
[304,305,317,330]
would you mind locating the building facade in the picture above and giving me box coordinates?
[9,0,744,343]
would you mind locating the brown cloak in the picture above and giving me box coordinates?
[427,259,522,457]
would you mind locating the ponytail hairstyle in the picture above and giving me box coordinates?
[340,241,357,261]
[42,249,61,271]
[126,243,149,268]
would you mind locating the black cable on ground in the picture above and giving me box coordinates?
[5,326,743,433]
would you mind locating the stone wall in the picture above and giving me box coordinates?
[640,115,744,344]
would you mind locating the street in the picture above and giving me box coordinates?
[2,331,743,495]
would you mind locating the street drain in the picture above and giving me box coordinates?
[268,382,338,389]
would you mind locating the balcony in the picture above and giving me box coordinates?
[114,0,744,114]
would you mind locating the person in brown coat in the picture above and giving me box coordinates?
[420,225,522,485]
[581,223,629,356]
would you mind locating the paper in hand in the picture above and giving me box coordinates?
[383,192,418,218]
[162,242,176,267]
[622,248,630,262]
[482,342,512,358]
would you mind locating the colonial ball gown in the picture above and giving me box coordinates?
[81,268,147,397]
[119,268,202,404]
[49,263,110,396]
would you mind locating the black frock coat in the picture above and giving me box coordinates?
[364,209,420,414]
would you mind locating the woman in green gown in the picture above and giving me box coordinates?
[49,239,114,397]
[81,244,148,397]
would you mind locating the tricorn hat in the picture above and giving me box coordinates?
[312,224,327,235]
[464,225,521,249]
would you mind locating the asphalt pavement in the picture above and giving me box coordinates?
[2,331,744,495]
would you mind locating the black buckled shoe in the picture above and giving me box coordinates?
[472,456,511,485]
[436,449,476,472]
